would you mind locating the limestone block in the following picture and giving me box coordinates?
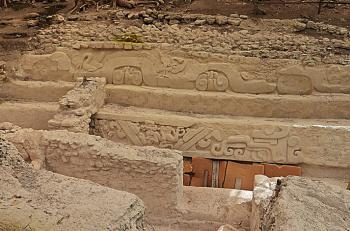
[0,80,74,102]
[0,101,59,130]
[276,64,350,94]
[3,128,183,218]
[0,138,145,231]
[105,85,350,119]
[92,105,350,168]
[48,77,106,133]
[18,52,74,82]
[277,66,312,95]
[182,186,252,229]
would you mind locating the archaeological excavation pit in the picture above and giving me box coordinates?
[0,1,349,230]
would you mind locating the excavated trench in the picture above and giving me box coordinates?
[0,15,349,228]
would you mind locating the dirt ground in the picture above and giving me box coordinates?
[0,0,349,38]
[172,0,350,29]
[0,0,349,59]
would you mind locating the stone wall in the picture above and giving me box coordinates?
[0,137,145,231]
[0,102,59,130]
[0,80,74,102]
[15,46,350,95]
[91,105,350,169]
[33,15,350,65]
[48,77,106,133]
[3,127,183,218]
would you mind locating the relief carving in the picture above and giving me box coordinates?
[209,128,302,163]
[276,65,350,94]
[77,52,104,72]
[112,66,143,86]
[193,64,276,94]
[93,119,302,164]
[165,57,187,74]
[311,65,350,94]
[276,66,313,95]
[19,52,74,81]
[17,49,350,95]
[102,54,157,85]
[195,70,229,91]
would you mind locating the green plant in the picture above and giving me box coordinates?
[113,33,143,43]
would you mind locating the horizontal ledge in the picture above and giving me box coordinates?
[92,104,350,168]
[0,80,74,102]
[105,85,350,119]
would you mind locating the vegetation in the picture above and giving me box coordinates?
[113,33,143,43]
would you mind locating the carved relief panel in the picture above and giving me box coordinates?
[112,66,143,86]
[17,46,350,95]
[92,119,302,164]
[195,70,229,92]
[18,52,74,81]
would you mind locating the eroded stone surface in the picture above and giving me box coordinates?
[48,77,106,133]
[15,47,350,95]
[91,105,350,168]
[252,176,350,231]
[2,126,183,218]
[0,137,145,231]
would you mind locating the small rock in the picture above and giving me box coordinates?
[27,20,39,27]
[293,21,307,32]
[239,15,248,19]
[228,19,241,26]
[206,16,216,25]
[194,19,206,26]
[216,16,228,25]
[154,22,162,28]
[127,13,139,19]
[52,14,65,24]
[306,21,318,30]
[67,15,79,21]
[24,12,40,19]
[230,14,239,18]
[158,13,165,20]
[143,17,154,24]
[339,28,348,35]
[239,30,249,35]
[169,19,180,25]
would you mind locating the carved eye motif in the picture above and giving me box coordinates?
[196,76,208,91]
[112,67,125,85]
[124,67,143,86]
[112,66,143,86]
[195,70,228,92]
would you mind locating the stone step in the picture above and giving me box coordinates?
[0,80,74,102]
[0,101,58,130]
[105,85,350,119]
[92,104,350,170]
